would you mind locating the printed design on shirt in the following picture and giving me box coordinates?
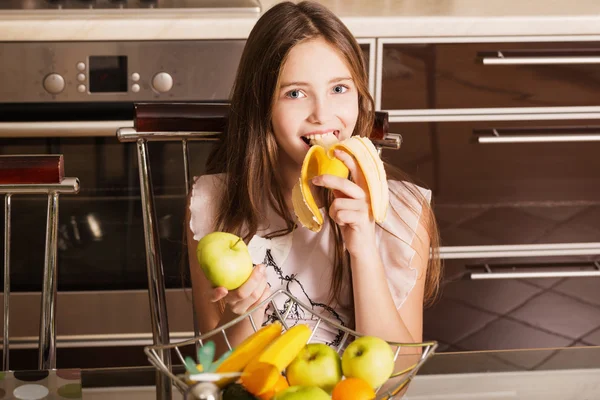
[260,248,345,347]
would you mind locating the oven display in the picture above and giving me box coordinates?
[89,56,128,93]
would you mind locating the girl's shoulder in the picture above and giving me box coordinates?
[379,179,432,244]
[188,173,227,241]
[376,179,432,310]
[387,179,432,215]
[190,173,227,199]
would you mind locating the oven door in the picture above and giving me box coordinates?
[0,105,225,368]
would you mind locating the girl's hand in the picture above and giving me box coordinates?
[210,263,271,315]
[311,149,377,258]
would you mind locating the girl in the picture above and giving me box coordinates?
[187,1,441,351]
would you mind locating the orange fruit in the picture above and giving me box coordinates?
[257,374,289,400]
[332,377,376,400]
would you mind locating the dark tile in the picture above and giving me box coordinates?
[582,328,600,346]
[520,206,590,223]
[569,341,593,347]
[442,279,542,315]
[509,291,600,339]
[418,351,520,375]
[439,259,471,282]
[423,299,496,345]
[534,222,600,244]
[456,207,556,245]
[456,317,572,368]
[534,346,600,371]
[439,225,498,247]
[522,278,564,289]
[569,206,600,231]
[553,277,600,307]
[433,205,487,229]
[494,348,562,370]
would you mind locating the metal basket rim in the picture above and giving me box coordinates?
[145,288,437,351]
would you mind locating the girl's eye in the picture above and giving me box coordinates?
[332,85,348,94]
[286,89,306,99]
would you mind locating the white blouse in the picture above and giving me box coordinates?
[189,173,431,346]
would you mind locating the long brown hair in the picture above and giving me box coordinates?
[204,1,442,317]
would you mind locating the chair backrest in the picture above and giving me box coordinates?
[116,103,401,400]
[0,155,80,371]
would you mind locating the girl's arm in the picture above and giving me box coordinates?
[312,150,431,346]
[350,214,430,345]
[187,197,270,358]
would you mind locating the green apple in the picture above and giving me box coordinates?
[273,386,330,400]
[196,232,253,290]
[342,336,394,389]
[285,343,342,393]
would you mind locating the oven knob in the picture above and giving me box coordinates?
[151,72,174,93]
[43,73,65,95]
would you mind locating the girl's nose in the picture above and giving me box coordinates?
[307,97,333,124]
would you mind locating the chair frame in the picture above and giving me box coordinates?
[1,177,80,371]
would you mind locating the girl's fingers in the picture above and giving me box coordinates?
[224,264,265,303]
[312,174,365,200]
[210,287,229,303]
[250,284,273,312]
[230,275,269,315]
[331,209,364,227]
[332,149,360,181]
[330,197,367,212]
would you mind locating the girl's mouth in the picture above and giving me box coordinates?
[301,130,340,148]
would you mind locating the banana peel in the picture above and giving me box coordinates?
[293,133,389,232]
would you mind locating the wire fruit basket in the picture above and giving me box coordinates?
[145,289,437,399]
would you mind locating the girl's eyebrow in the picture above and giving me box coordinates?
[279,76,353,90]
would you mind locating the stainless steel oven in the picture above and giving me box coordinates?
[0,9,252,367]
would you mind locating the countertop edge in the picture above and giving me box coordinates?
[2,15,600,41]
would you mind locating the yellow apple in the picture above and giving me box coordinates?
[286,343,342,393]
[342,336,394,388]
[196,232,253,290]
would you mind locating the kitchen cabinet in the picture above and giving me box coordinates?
[380,42,600,111]
[375,39,600,355]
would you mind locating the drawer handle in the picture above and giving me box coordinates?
[440,242,600,259]
[481,51,600,65]
[468,261,600,280]
[474,127,600,143]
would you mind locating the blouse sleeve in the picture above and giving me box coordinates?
[188,173,225,242]
[376,179,432,310]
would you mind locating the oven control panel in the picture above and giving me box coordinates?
[0,40,245,103]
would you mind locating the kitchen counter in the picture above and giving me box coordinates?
[77,345,600,399]
[2,0,600,42]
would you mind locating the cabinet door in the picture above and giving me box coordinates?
[384,119,600,249]
[380,42,600,110]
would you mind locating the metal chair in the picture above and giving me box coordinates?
[116,103,400,399]
[0,154,80,371]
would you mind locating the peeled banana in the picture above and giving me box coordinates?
[241,324,312,396]
[292,132,389,232]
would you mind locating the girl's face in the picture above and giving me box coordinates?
[271,37,359,172]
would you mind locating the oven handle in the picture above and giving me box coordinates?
[0,121,134,137]
[475,128,600,144]
[440,243,600,259]
[467,262,600,280]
